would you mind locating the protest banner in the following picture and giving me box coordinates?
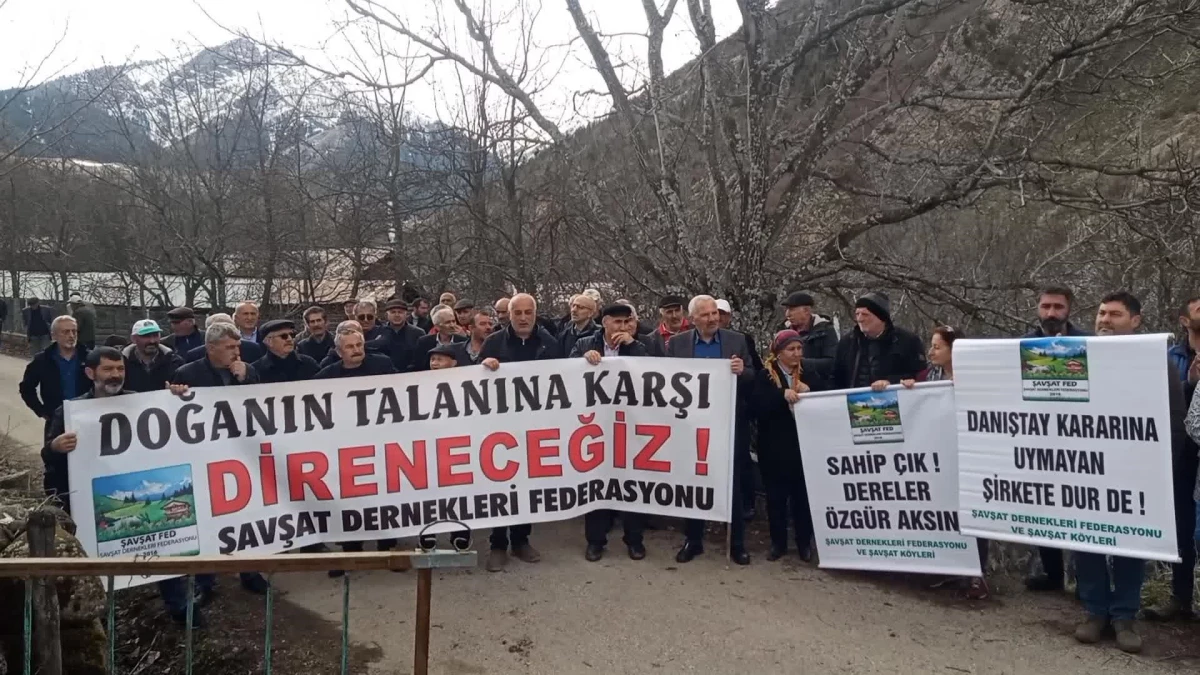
[65,357,736,588]
[794,382,981,576]
[955,334,1179,562]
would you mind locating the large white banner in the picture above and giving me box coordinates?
[795,382,981,576]
[955,334,1179,561]
[66,358,736,587]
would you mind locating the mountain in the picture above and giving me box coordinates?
[0,38,470,170]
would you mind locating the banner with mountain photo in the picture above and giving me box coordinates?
[793,382,981,576]
[954,334,1179,562]
[65,357,736,589]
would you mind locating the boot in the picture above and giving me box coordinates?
[1073,616,1107,644]
[486,549,508,572]
[1112,619,1142,653]
[513,543,542,563]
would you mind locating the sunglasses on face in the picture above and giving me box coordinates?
[357,314,375,321]
[272,333,295,341]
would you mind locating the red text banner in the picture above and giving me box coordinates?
[65,358,736,588]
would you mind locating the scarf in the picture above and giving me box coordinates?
[765,352,803,392]
[658,318,691,339]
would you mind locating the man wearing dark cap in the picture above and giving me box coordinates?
[572,303,650,561]
[645,294,689,357]
[253,319,320,384]
[161,307,205,354]
[453,299,475,333]
[781,292,838,378]
[373,299,426,371]
[428,342,461,370]
[831,291,925,391]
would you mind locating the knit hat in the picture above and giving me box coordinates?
[772,329,804,354]
[855,291,891,324]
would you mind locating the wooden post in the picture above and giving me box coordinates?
[413,568,432,675]
[27,509,63,675]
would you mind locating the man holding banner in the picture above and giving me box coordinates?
[956,291,1185,655]
[666,295,754,565]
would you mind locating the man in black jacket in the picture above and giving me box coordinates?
[558,294,600,358]
[452,310,493,366]
[41,346,130,511]
[665,295,756,566]
[373,299,426,371]
[20,315,89,435]
[161,307,204,354]
[22,297,54,354]
[253,319,320,384]
[572,304,650,562]
[315,330,398,380]
[296,306,335,362]
[1022,285,1092,594]
[781,292,838,377]
[479,293,562,571]
[717,298,763,520]
[831,292,925,391]
[174,323,262,388]
[123,319,183,393]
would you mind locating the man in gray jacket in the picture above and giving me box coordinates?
[665,295,755,565]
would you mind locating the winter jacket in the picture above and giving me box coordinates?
[296,333,335,363]
[451,340,486,366]
[314,353,398,379]
[184,339,264,364]
[72,303,97,346]
[479,325,563,363]
[797,314,838,378]
[362,324,386,342]
[831,324,925,390]
[371,323,427,372]
[568,332,650,358]
[42,389,136,506]
[252,351,320,384]
[1168,342,1194,391]
[731,328,764,373]
[121,344,184,393]
[410,314,434,333]
[413,333,468,371]
[22,305,54,337]
[558,321,600,359]
[19,343,90,419]
[751,361,826,478]
[162,329,205,355]
[172,358,261,388]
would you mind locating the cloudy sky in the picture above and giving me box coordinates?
[0,0,741,125]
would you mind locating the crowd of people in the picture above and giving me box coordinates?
[13,286,1200,653]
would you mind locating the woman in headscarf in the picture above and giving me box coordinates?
[753,329,827,562]
[919,325,989,599]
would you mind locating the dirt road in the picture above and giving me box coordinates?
[0,352,1194,675]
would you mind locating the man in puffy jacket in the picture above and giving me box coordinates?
[122,319,183,393]
[831,291,925,391]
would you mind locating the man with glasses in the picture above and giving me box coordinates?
[415,307,467,370]
[253,319,320,384]
[355,300,385,341]
[161,307,204,354]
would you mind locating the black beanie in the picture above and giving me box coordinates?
[855,291,891,324]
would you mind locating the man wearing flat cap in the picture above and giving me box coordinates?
[572,303,650,561]
[453,299,474,333]
[373,298,426,372]
[161,307,205,354]
[645,294,689,357]
[428,341,462,371]
[781,291,838,378]
[253,319,320,384]
[831,291,925,391]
